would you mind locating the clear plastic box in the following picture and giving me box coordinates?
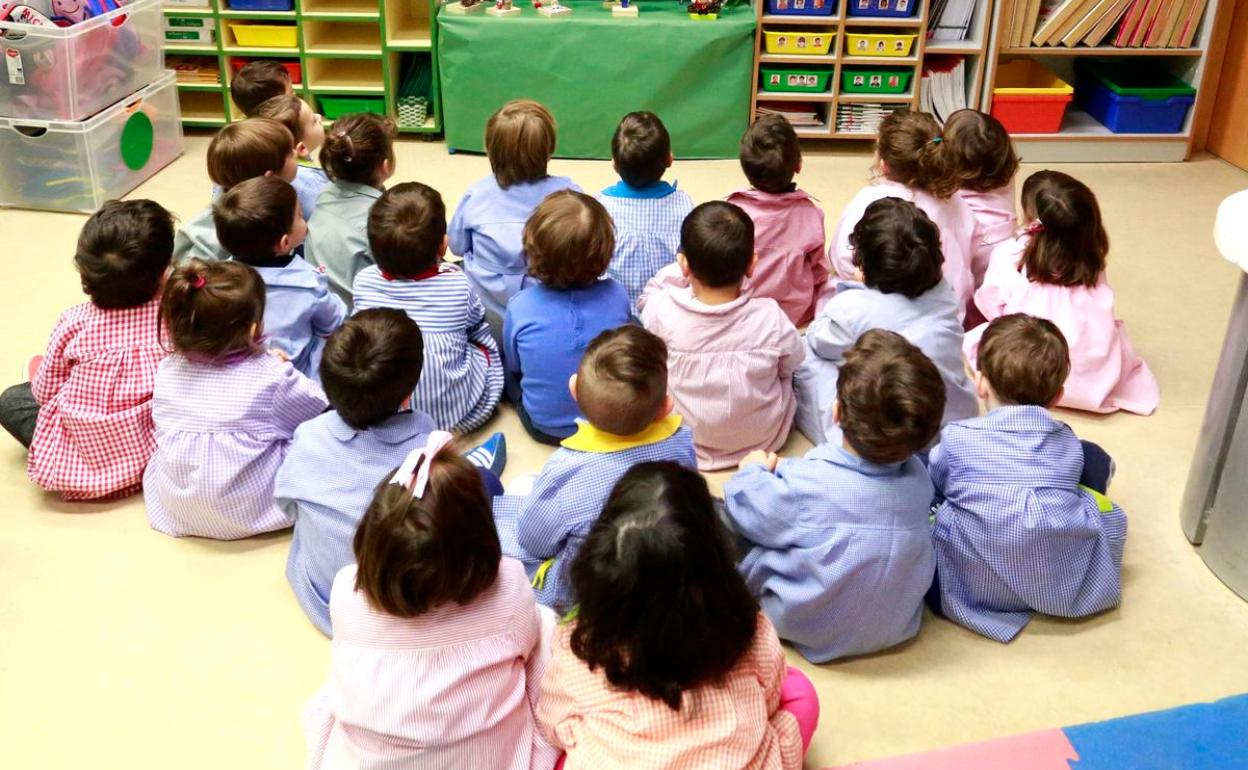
[0,71,184,213]
[0,0,165,122]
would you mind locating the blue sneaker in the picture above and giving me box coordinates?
[464,432,507,477]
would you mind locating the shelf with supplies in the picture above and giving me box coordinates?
[161,0,441,133]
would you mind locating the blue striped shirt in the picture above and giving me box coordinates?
[930,406,1127,642]
[352,264,503,434]
[597,181,695,315]
[253,257,345,381]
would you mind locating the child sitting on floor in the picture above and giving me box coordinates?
[966,170,1160,415]
[931,313,1127,643]
[493,326,696,613]
[727,113,829,326]
[0,200,174,501]
[174,118,299,263]
[538,462,818,769]
[596,111,695,315]
[504,191,631,444]
[214,176,345,381]
[353,182,503,433]
[450,100,581,340]
[144,260,327,540]
[304,113,397,307]
[640,201,803,470]
[230,60,292,118]
[255,93,329,220]
[303,433,557,770]
[277,309,506,636]
[943,109,1021,288]
[795,197,978,446]
[725,329,944,662]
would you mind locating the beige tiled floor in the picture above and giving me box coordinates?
[3,135,1248,770]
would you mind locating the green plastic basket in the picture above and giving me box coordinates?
[760,67,833,93]
[319,96,386,120]
[1076,60,1195,100]
[840,68,914,94]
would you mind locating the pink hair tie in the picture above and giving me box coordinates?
[1024,220,1046,236]
[389,431,455,498]
[191,275,206,289]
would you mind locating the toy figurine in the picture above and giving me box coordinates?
[487,0,520,16]
[538,0,571,15]
[612,0,637,16]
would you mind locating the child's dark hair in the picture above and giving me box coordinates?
[978,313,1070,406]
[740,113,801,194]
[680,201,754,288]
[577,326,667,436]
[1020,170,1107,288]
[850,197,944,298]
[368,183,447,278]
[213,176,298,263]
[524,190,614,290]
[207,118,294,190]
[837,329,945,463]
[320,309,424,429]
[942,109,1020,194]
[161,260,266,362]
[612,111,671,188]
[231,60,291,117]
[354,446,500,618]
[320,112,397,186]
[255,93,307,144]
[569,461,758,710]
[74,199,175,309]
[876,109,957,199]
[485,99,556,189]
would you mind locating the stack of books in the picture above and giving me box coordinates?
[167,56,221,86]
[836,103,904,134]
[1007,0,1208,47]
[928,0,976,40]
[920,55,968,123]
[757,102,824,128]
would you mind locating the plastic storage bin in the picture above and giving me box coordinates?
[841,67,913,93]
[318,95,386,119]
[228,22,298,48]
[844,31,918,57]
[767,0,835,16]
[991,59,1073,133]
[1075,60,1196,134]
[229,57,302,84]
[761,67,833,93]
[763,29,836,55]
[0,0,164,122]
[847,0,918,17]
[0,71,184,213]
[226,0,295,9]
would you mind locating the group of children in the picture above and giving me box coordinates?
[0,57,1163,769]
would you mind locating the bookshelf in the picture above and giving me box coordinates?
[749,0,995,139]
[980,0,1223,160]
[162,0,440,135]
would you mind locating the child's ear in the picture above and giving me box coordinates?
[676,252,691,278]
[832,398,842,426]
[973,371,992,402]
[276,234,292,255]
[666,152,674,169]
[1046,386,1065,409]
[439,234,449,258]
[658,394,675,420]
[295,140,312,160]
[249,321,260,340]
[568,373,579,404]
[745,252,759,278]
[795,159,803,176]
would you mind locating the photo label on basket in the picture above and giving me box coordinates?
[120,112,154,171]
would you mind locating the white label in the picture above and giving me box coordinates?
[5,48,24,86]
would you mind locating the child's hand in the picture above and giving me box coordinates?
[268,348,291,363]
[741,451,780,472]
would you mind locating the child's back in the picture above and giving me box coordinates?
[943,109,1021,284]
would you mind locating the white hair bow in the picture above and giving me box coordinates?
[389,431,455,498]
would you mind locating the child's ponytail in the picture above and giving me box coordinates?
[161,259,267,362]
[1019,170,1107,289]
[319,112,397,187]
[876,109,959,199]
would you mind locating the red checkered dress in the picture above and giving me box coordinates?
[27,299,167,501]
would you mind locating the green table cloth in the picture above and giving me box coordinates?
[438,0,757,159]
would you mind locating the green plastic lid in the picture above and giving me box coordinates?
[1078,60,1195,100]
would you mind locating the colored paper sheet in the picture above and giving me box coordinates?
[1065,694,1248,770]
[829,729,1079,770]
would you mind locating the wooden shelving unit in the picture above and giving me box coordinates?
[749,0,994,140]
[162,0,441,134]
[980,0,1222,161]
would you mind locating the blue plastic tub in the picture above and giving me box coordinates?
[768,0,836,16]
[226,0,294,10]
[847,0,918,18]
[1075,61,1196,134]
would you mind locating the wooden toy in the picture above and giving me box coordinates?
[538,0,570,15]
[486,0,519,15]
[445,0,483,13]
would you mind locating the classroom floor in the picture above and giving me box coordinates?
[3,135,1248,770]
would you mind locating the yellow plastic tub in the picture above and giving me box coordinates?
[228,22,297,48]
[992,59,1074,96]
[844,31,917,57]
[763,29,836,55]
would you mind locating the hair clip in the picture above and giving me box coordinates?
[929,136,943,145]
[335,131,355,162]
[1024,220,1046,235]
[191,275,206,289]
[389,431,455,498]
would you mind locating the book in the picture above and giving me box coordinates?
[920,55,968,123]
[1061,0,1115,45]
[1029,0,1065,43]
[1033,0,1092,44]
[1155,0,1190,45]
[1129,0,1164,46]
[1144,0,1178,45]
[1084,0,1133,45]
[1049,0,1101,43]
[1176,0,1210,45]
[1112,0,1147,44]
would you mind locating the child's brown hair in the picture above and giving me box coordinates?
[74,199,175,309]
[978,313,1070,406]
[207,118,295,190]
[1020,170,1107,288]
[850,197,944,299]
[320,112,397,186]
[213,176,299,263]
[876,109,958,199]
[942,109,1020,194]
[161,259,266,362]
[576,326,668,436]
[255,93,307,144]
[354,445,501,618]
[230,60,291,117]
[837,329,945,463]
[367,182,447,278]
[320,309,424,429]
[485,100,557,189]
[740,113,801,194]
[612,111,671,189]
[523,190,614,290]
[680,201,754,288]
